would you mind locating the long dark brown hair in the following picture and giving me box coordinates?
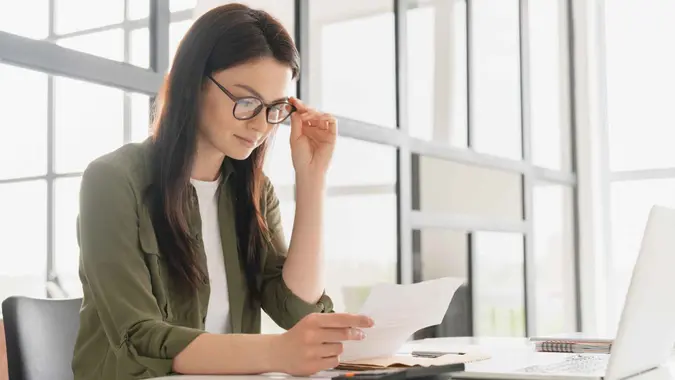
[148,3,299,299]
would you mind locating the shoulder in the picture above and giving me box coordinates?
[81,139,153,203]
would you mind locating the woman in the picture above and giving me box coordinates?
[71,3,373,379]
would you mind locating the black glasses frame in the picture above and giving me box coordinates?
[207,75,296,124]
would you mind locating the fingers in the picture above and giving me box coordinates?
[318,327,366,343]
[316,342,344,358]
[289,109,303,141]
[289,96,309,112]
[289,97,337,133]
[312,313,374,329]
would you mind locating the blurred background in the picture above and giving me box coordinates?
[0,0,672,342]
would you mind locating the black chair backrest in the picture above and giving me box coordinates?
[1,297,82,380]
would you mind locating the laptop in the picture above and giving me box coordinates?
[455,205,675,380]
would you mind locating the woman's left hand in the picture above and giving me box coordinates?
[288,97,337,180]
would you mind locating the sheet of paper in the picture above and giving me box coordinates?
[340,277,465,362]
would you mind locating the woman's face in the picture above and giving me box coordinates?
[199,57,293,160]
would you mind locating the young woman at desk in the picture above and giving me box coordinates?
[71,4,372,379]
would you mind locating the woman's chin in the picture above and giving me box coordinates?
[224,146,254,161]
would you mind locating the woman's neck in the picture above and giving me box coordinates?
[191,138,225,181]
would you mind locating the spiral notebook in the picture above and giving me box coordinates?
[530,333,613,354]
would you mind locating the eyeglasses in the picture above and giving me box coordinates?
[207,75,296,124]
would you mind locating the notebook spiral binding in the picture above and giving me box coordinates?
[535,341,612,354]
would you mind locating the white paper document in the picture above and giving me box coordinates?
[340,277,465,362]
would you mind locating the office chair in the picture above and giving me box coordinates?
[415,283,471,339]
[1,296,82,380]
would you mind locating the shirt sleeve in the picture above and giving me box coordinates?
[258,177,334,330]
[78,160,205,378]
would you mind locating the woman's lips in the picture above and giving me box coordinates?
[234,135,256,148]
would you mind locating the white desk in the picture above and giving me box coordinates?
[150,337,675,380]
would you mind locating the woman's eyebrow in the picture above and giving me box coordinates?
[234,84,288,103]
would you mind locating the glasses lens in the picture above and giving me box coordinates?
[267,103,293,123]
[234,98,263,120]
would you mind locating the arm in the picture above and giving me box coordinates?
[79,161,282,376]
[259,177,333,330]
[283,174,327,303]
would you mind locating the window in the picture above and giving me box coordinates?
[130,93,152,143]
[310,0,396,128]
[54,77,125,174]
[605,0,675,171]
[0,0,49,39]
[417,156,523,221]
[171,0,198,13]
[263,127,295,188]
[169,20,194,67]
[0,64,48,180]
[328,137,397,187]
[407,0,467,146]
[417,229,470,337]
[0,181,48,302]
[130,28,151,69]
[609,179,675,325]
[473,232,525,336]
[54,177,83,297]
[128,0,150,20]
[470,0,522,160]
[57,29,125,62]
[324,193,398,313]
[533,183,576,335]
[528,0,571,171]
[54,0,125,35]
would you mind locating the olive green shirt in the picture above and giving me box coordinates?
[72,139,333,380]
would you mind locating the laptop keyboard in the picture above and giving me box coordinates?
[518,355,609,375]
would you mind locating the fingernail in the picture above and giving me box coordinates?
[356,330,366,340]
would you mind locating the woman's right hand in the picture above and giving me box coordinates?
[273,313,375,376]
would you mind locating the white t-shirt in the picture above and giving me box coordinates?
[190,177,231,334]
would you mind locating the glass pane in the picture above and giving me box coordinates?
[55,177,83,298]
[529,0,571,171]
[324,193,398,313]
[0,180,48,302]
[130,28,150,68]
[418,156,523,220]
[128,0,150,20]
[169,20,195,67]
[407,0,467,146]
[533,183,576,335]
[0,0,49,39]
[0,64,48,180]
[473,231,525,336]
[130,93,151,143]
[605,1,675,171]
[471,0,522,160]
[417,229,471,337]
[310,0,396,127]
[55,0,124,35]
[328,137,397,187]
[54,77,124,173]
[610,179,675,325]
[57,29,125,62]
[264,127,295,187]
[170,0,197,12]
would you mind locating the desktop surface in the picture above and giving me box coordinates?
[148,337,675,380]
